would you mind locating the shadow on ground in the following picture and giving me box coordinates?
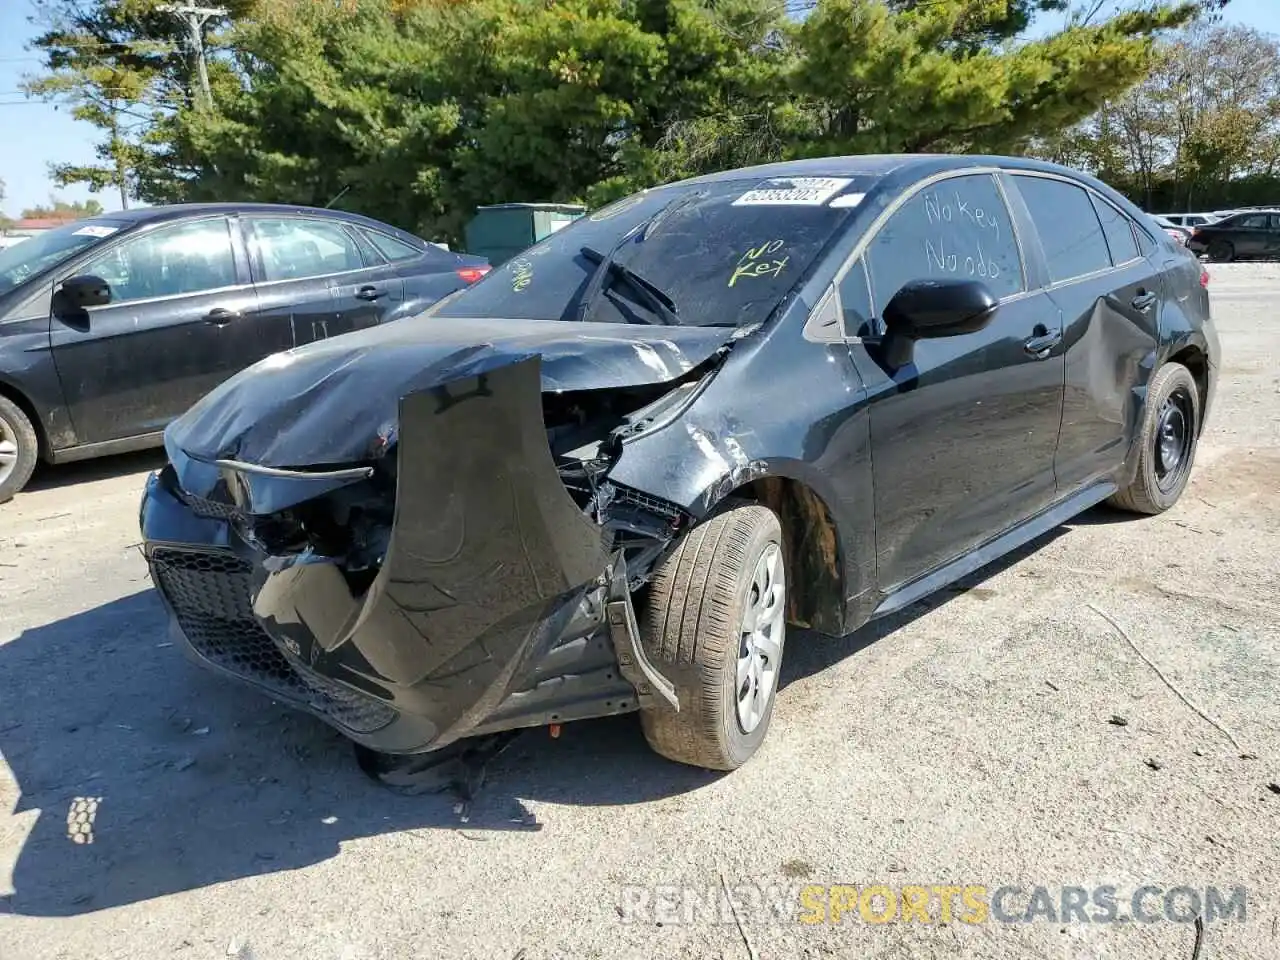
[21,449,166,495]
[0,520,1072,918]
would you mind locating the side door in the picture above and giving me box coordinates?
[1227,213,1269,257]
[48,216,293,445]
[243,216,402,347]
[841,171,1066,590]
[1007,174,1163,495]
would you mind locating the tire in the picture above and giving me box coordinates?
[1207,239,1234,263]
[639,502,787,771]
[0,395,38,504]
[1109,362,1201,515]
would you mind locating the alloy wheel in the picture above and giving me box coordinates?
[736,542,785,734]
[0,415,18,489]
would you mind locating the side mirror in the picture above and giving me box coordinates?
[878,278,998,368]
[56,275,112,312]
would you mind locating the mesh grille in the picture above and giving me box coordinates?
[149,548,395,733]
[171,486,241,521]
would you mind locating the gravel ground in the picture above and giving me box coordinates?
[1,263,1277,960]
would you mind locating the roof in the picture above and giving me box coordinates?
[95,201,399,226]
[477,203,586,212]
[78,202,428,245]
[681,153,1094,186]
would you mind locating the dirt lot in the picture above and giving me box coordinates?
[1,264,1278,960]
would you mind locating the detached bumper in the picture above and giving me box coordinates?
[141,359,651,753]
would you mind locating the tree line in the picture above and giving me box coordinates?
[20,0,1260,243]
[1036,18,1280,212]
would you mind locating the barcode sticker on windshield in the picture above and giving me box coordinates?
[72,225,119,238]
[732,177,852,207]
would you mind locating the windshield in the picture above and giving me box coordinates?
[0,220,125,295]
[432,176,878,327]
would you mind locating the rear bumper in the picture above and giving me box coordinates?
[140,358,661,754]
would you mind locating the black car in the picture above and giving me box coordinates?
[140,156,1218,776]
[1187,209,1280,262]
[0,203,489,501]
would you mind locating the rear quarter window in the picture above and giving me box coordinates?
[362,229,425,262]
[1091,195,1140,265]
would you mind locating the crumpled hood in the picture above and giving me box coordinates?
[166,315,737,467]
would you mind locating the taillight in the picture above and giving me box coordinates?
[456,266,490,284]
[1199,267,1210,288]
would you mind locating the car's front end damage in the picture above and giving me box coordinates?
[141,318,739,754]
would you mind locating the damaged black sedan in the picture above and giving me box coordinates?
[141,156,1219,773]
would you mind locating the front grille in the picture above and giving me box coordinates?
[183,494,240,521]
[149,547,396,733]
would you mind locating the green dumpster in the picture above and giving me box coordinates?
[463,202,586,266]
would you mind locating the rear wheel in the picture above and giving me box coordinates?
[639,502,786,771]
[1207,239,1235,263]
[1109,362,1201,515]
[0,395,38,504]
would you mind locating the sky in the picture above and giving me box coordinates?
[1,0,1277,220]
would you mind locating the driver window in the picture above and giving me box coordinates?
[864,173,1024,313]
[79,218,237,303]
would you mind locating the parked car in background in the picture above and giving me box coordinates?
[0,203,489,501]
[1186,209,1280,262]
[1158,212,1219,229]
[1152,215,1192,245]
[140,155,1217,777]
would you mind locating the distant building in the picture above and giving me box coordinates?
[6,217,74,236]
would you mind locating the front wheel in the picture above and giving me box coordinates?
[1109,362,1201,515]
[639,502,787,771]
[0,395,38,504]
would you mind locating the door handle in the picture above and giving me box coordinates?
[205,308,242,326]
[1131,290,1158,312]
[355,285,386,301]
[1023,326,1062,358]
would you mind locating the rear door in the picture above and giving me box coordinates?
[1268,214,1280,257]
[1007,174,1163,494]
[1226,213,1269,257]
[49,215,293,444]
[243,215,403,347]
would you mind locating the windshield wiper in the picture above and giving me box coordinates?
[577,246,678,325]
[571,191,703,325]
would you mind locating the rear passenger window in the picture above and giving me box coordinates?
[1091,195,1139,265]
[1014,176,1111,283]
[247,218,367,282]
[864,173,1024,311]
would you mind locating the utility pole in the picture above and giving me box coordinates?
[159,4,227,109]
